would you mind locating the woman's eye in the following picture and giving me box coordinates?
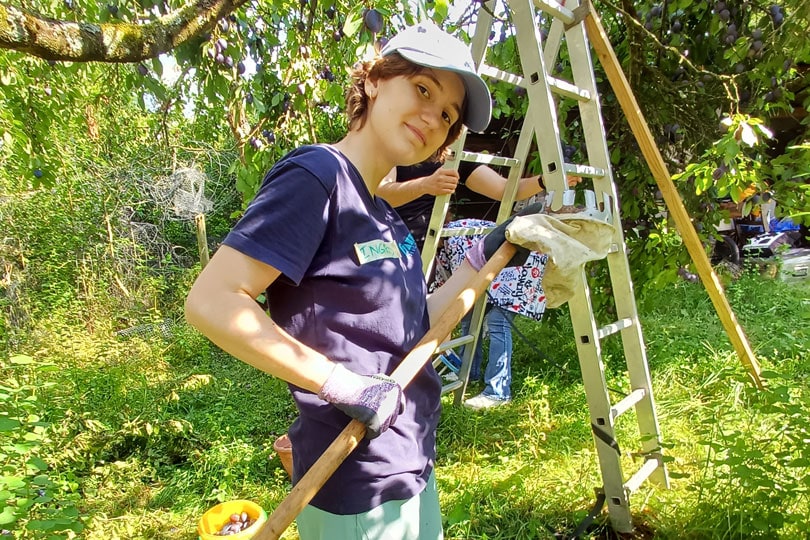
[417,84,429,98]
[442,111,452,124]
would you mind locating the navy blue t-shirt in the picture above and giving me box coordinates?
[223,145,442,515]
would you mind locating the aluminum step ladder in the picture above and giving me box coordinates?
[425,139,526,405]
[425,0,670,533]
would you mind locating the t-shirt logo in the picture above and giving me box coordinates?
[399,233,418,256]
[355,239,402,264]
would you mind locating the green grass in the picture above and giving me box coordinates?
[1,271,808,539]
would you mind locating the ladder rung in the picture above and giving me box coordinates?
[532,0,576,25]
[479,64,591,102]
[624,457,661,494]
[597,318,633,339]
[549,75,591,101]
[479,64,524,87]
[437,335,475,351]
[610,388,646,420]
[439,226,494,238]
[459,150,521,169]
[564,163,606,178]
[442,379,465,394]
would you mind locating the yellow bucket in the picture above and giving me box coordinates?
[197,499,267,539]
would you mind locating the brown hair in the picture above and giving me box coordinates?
[345,53,465,160]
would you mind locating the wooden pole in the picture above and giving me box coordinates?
[582,1,763,389]
[194,213,210,269]
[252,243,518,540]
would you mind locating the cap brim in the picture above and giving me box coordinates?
[395,48,492,133]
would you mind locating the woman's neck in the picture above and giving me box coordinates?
[332,132,392,196]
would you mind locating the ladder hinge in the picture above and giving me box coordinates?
[565,2,592,30]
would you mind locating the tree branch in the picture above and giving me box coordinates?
[0,0,249,62]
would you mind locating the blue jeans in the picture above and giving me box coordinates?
[461,306,515,401]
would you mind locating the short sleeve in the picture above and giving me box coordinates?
[223,159,332,285]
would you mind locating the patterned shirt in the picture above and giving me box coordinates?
[434,218,548,321]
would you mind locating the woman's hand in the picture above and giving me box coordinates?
[318,364,404,439]
[566,174,583,187]
[418,167,459,196]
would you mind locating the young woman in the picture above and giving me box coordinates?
[185,21,505,540]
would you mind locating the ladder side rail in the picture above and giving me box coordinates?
[543,14,565,66]
[471,0,526,227]
[565,10,669,487]
[451,293,489,405]
[606,250,669,487]
[497,165,524,224]
[509,0,569,211]
[421,0,495,274]
[421,193,452,274]
[495,113,537,223]
[564,8,615,213]
[470,1,497,67]
[420,135,467,274]
[566,267,633,533]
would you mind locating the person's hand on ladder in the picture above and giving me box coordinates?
[465,203,546,270]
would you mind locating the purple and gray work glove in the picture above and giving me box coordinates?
[318,364,404,439]
[466,202,545,271]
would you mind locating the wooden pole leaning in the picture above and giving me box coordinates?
[194,213,210,268]
[252,242,518,540]
[581,1,763,389]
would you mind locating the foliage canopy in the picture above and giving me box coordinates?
[1,1,809,537]
[1,0,807,290]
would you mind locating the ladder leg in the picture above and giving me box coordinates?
[452,295,488,405]
[606,247,669,488]
[567,269,634,533]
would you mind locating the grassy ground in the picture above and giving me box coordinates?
[2,270,808,539]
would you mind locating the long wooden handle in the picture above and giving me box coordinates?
[583,2,763,389]
[253,242,518,540]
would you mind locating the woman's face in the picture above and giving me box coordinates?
[364,68,465,166]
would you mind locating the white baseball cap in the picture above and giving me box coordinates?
[380,21,492,133]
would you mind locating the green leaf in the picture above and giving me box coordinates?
[152,57,164,78]
[729,183,743,203]
[9,355,34,365]
[0,506,18,525]
[433,0,449,19]
[0,477,26,490]
[13,443,36,454]
[343,8,364,36]
[25,519,56,531]
[28,458,48,472]
[0,417,21,432]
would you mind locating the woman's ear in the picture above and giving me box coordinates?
[364,77,379,99]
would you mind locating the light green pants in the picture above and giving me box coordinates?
[296,471,443,540]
